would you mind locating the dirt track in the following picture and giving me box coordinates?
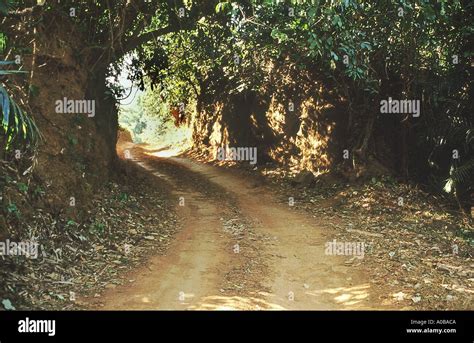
[91,144,394,310]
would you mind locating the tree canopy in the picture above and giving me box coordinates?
[1,0,473,202]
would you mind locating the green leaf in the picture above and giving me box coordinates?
[360,42,371,50]
[332,15,342,28]
[0,85,10,127]
[215,2,228,13]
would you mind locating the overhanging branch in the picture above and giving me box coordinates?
[122,22,195,55]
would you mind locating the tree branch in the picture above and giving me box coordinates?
[122,23,194,55]
[6,5,43,18]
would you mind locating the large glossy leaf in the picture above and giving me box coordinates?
[0,85,10,128]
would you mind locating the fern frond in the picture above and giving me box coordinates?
[0,83,41,149]
[444,158,474,193]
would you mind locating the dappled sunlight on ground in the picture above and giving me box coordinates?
[306,284,371,308]
[183,284,374,310]
[146,147,182,158]
[137,143,187,159]
[186,294,286,310]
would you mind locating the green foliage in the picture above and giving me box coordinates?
[119,103,150,142]
[65,220,78,230]
[0,33,6,53]
[444,129,474,193]
[6,201,19,218]
[1,63,41,150]
[2,0,470,205]
[89,221,106,235]
[133,0,472,199]
[119,192,129,202]
[0,2,37,149]
[67,133,78,146]
[16,182,28,193]
[33,185,45,197]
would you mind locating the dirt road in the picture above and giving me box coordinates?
[91,144,393,310]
